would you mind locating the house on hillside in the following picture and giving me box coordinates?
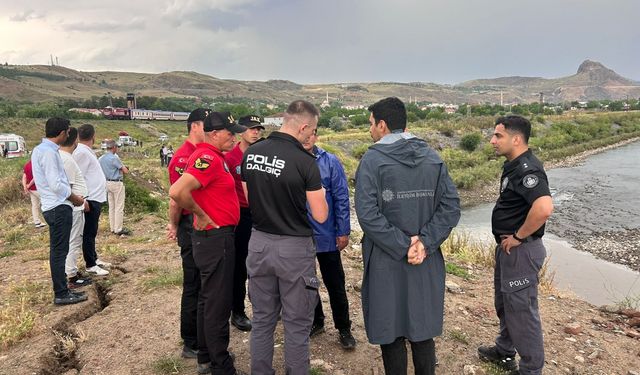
[264,113,284,127]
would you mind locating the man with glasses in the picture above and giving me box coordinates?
[225,114,265,332]
[170,112,247,375]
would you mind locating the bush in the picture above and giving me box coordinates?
[351,143,370,159]
[459,133,483,152]
[123,178,161,214]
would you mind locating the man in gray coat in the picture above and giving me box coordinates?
[355,97,460,375]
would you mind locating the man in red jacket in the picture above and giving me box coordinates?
[224,114,264,332]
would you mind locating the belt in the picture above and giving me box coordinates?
[193,225,235,237]
[107,179,123,182]
[495,235,539,244]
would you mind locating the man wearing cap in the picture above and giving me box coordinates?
[99,140,130,236]
[224,114,264,332]
[169,112,247,375]
[167,108,209,359]
[242,100,328,375]
[302,129,356,350]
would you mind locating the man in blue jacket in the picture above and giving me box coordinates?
[303,129,356,350]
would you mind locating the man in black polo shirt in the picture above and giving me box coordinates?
[242,100,328,375]
[478,115,553,375]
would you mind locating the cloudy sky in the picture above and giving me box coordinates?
[1,0,638,84]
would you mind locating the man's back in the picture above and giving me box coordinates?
[242,132,321,236]
[73,143,107,203]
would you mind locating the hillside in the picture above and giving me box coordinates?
[1,60,638,105]
[459,60,640,102]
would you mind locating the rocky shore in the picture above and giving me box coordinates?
[463,137,640,273]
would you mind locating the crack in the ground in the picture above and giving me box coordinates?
[111,264,129,274]
[38,281,113,375]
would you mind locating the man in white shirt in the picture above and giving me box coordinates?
[73,124,111,274]
[60,127,107,287]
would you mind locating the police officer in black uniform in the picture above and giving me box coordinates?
[478,115,554,375]
[242,100,328,375]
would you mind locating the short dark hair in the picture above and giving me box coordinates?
[286,100,319,119]
[368,97,407,131]
[61,127,78,147]
[77,124,95,141]
[495,115,531,143]
[45,117,70,138]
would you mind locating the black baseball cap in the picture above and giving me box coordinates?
[204,111,247,134]
[187,108,212,124]
[238,115,265,129]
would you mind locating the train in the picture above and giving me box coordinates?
[70,107,190,121]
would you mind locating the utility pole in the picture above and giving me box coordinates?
[50,54,54,66]
[55,56,59,66]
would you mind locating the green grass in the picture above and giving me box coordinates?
[309,367,324,375]
[142,267,183,291]
[99,244,129,263]
[0,250,16,258]
[0,280,50,349]
[447,329,470,345]
[442,230,495,268]
[151,355,186,374]
[445,262,472,280]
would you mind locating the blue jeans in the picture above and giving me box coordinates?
[43,205,73,298]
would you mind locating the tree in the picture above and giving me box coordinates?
[460,133,483,152]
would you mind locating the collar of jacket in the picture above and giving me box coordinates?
[377,131,417,145]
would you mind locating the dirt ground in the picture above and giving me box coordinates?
[1,209,639,375]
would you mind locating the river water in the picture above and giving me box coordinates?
[458,141,640,306]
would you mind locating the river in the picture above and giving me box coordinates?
[458,141,640,306]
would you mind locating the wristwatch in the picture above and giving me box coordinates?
[513,232,525,242]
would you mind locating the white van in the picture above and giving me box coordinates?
[0,133,27,158]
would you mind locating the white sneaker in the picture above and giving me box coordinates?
[86,265,109,276]
[96,259,112,269]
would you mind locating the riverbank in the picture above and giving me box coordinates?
[1,215,639,374]
[461,138,640,274]
[460,136,640,208]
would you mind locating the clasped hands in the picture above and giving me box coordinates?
[407,235,427,265]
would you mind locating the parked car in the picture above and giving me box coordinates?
[158,134,169,142]
[118,135,137,147]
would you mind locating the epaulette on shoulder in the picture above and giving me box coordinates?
[517,154,540,174]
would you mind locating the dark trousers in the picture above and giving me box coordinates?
[81,200,101,268]
[192,227,236,375]
[232,207,252,314]
[380,337,436,375]
[494,240,546,375]
[43,205,73,298]
[313,250,351,331]
[178,214,200,350]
